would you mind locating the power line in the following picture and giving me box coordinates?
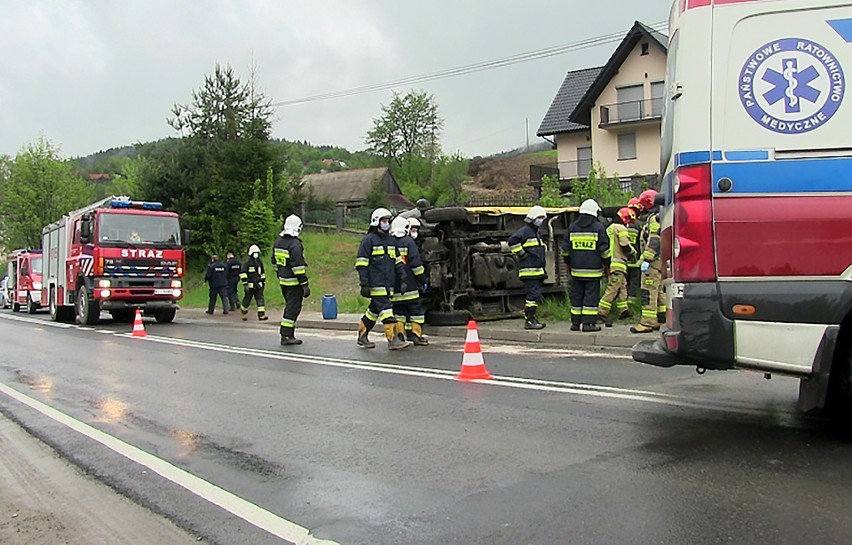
[271,21,667,107]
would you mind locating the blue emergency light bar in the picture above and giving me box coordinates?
[109,199,163,210]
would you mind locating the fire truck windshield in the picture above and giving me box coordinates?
[30,256,42,274]
[98,213,182,247]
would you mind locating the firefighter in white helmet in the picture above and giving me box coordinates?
[508,205,548,329]
[239,244,269,321]
[561,199,610,332]
[273,215,309,345]
[390,216,429,345]
[354,208,411,350]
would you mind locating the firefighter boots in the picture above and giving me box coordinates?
[385,323,411,350]
[596,314,613,328]
[524,308,546,330]
[281,336,302,345]
[619,310,633,320]
[582,323,602,332]
[240,308,248,321]
[406,322,429,346]
[657,312,666,325]
[630,323,657,334]
[258,311,269,321]
[357,320,375,349]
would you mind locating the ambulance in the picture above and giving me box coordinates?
[632,0,852,413]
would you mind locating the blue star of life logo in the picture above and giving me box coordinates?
[738,38,845,134]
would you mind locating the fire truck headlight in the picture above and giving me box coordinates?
[98,279,111,288]
[99,289,111,298]
[171,280,182,288]
[172,289,182,298]
[33,281,42,290]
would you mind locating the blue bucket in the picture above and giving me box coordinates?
[321,294,338,320]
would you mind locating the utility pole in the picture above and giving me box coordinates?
[525,118,530,152]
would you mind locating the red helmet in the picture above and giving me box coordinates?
[617,207,637,225]
[627,197,642,212]
[639,189,658,210]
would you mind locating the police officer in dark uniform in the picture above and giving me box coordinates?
[355,208,411,350]
[273,215,309,345]
[225,252,242,311]
[239,244,269,321]
[204,254,229,315]
[509,205,549,330]
[561,199,610,332]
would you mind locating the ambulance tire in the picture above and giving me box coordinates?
[155,308,176,324]
[26,293,37,314]
[75,285,100,325]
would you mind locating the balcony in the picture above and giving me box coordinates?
[599,97,664,128]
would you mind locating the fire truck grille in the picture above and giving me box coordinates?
[104,259,179,277]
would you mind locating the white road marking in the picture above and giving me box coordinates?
[0,382,339,545]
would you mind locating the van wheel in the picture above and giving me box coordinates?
[27,293,37,314]
[76,285,100,325]
[423,207,469,223]
[826,333,852,418]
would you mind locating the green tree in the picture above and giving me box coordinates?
[568,163,632,207]
[538,174,568,207]
[240,167,278,256]
[366,89,443,168]
[0,136,93,250]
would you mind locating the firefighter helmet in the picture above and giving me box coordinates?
[283,214,303,237]
[578,199,601,217]
[627,197,642,212]
[370,207,392,227]
[616,207,637,225]
[248,244,261,257]
[525,205,547,223]
[408,217,421,239]
[390,216,409,237]
[407,217,421,228]
[639,189,658,211]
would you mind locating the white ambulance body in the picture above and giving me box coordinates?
[633,0,852,413]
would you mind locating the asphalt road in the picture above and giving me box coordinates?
[1,311,850,545]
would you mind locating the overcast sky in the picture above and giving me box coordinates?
[0,1,670,160]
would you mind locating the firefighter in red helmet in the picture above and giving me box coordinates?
[597,207,637,326]
[624,196,644,316]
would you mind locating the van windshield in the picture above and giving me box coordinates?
[98,213,182,247]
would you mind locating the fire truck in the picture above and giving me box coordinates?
[632,0,852,414]
[42,196,188,325]
[5,249,43,313]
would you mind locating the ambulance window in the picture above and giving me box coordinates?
[660,31,679,173]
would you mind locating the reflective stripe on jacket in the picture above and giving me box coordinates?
[606,223,635,274]
[273,234,308,286]
[355,229,404,297]
[392,235,426,302]
[561,216,610,278]
[508,222,546,279]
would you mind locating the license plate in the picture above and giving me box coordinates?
[154,289,173,295]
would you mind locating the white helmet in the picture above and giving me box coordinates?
[391,217,410,238]
[407,218,421,239]
[370,207,392,227]
[407,217,421,228]
[283,214,302,237]
[579,199,601,217]
[248,244,261,257]
[525,205,547,223]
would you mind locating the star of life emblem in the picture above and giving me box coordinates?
[738,38,845,134]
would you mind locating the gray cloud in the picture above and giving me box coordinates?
[0,0,670,158]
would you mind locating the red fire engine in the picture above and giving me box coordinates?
[42,196,188,325]
[5,249,43,313]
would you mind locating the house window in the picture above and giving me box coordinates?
[618,133,637,160]
[577,146,592,177]
[641,43,649,56]
[616,84,644,121]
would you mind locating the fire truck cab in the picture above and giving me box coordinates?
[632,0,852,414]
[42,196,187,325]
[5,249,43,314]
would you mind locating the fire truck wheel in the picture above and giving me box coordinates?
[75,285,100,325]
[26,293,37,314]
[154,308,176,324]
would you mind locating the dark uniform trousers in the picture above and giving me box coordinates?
[242,286,265,314]
[570,277,601,326]
[208,286,228,314]
[362,296,394,331]
[280,284,304,338]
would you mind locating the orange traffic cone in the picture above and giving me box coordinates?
[456,320,492,381]
[131,309,147,337]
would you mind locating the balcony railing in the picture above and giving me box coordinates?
[599,97,664,127]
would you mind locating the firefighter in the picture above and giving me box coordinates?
[273,215,310,345]
[625,196,644,317]
[509,205,548,330]
[225,252,242,311]
[204,254,229,315]
[355,208,411,350]
[597,207,637,326]
[239,245,268,321]
[390,216,429,346]
[561,199,610,332]
[631,189,665,333]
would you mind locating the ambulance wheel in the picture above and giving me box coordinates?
[155,308,176,324]
[75,285,100,325]
[27,293,37,314]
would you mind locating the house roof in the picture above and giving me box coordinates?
[301,167,409,206]
[536,66,603,136]
[569,21,668,126]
